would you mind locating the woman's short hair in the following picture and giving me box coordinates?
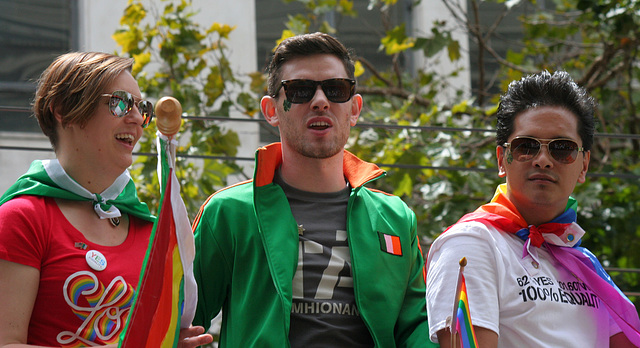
[33,52,134,150]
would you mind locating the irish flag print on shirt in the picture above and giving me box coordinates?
[378,232,402,256]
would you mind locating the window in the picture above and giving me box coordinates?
[0,0,77,132]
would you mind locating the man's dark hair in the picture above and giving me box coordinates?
[495,70,596,151]
[265,32,356,98]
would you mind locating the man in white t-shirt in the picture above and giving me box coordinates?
[426,70,640,348]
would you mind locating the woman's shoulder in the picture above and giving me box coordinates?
[0,194,50,216]
[0,195,56,266]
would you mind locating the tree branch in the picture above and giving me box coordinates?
[356,57,393,86]
[356,86,432,108]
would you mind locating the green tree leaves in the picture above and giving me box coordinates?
[115,0,254,218]
[116,0,640,301]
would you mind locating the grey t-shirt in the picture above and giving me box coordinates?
[274,171,374,347]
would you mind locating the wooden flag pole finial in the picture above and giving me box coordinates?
[459,257,467,268]
[155,96,182,136]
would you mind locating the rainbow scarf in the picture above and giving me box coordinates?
[453,184,640,345]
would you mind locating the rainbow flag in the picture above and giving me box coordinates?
[455,274,478,348]
[119,133,197,348]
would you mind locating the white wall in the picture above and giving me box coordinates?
[412,0,471,104]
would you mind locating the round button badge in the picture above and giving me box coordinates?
[85,250,107,271]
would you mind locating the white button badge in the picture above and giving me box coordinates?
[85,250,107,271]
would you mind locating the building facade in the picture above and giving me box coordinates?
[0,0,470,193]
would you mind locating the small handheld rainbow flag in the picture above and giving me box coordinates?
[119,98,197,348]
[450,257,478,348]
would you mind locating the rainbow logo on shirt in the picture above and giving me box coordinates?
[58,271,135,346]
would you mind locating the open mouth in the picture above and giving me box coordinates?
[309,121,330,131]
[115,133,135,146]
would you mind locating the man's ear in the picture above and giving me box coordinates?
[349,94,363,126]
[497,146,507,178]
[577,150,590,183]
[261,96,279,127]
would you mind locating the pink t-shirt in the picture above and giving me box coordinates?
[0,195,153,346]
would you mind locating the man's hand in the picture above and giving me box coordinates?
[177,325,214,348]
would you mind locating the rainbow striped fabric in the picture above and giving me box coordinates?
[451,184,640,345]
[455,274,478,348]
[119,134,197,348]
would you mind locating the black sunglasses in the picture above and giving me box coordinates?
[274,78,356,104]
[503,136,584,164]
[101,90,154,128]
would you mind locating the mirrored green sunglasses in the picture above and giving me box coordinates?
[101,90,153,128]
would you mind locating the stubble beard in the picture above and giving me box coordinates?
[278,105,352,159]
[298,142,342,159]
[288,129,349,159]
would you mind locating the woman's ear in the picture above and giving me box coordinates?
[52,105,63,123]
[51,105,72,130]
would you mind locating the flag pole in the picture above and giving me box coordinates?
[155,96,198,329]
[156,96,182,185]
[450,257,467,348]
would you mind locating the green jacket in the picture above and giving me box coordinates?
[192,143,436,347]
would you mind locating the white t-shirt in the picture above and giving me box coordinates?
[426,221,621,347]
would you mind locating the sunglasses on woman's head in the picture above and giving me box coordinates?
[101,90,154,128]
[503,136,584,164]
[274,78,356,104]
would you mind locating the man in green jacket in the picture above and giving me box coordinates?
[192,32,436,347]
